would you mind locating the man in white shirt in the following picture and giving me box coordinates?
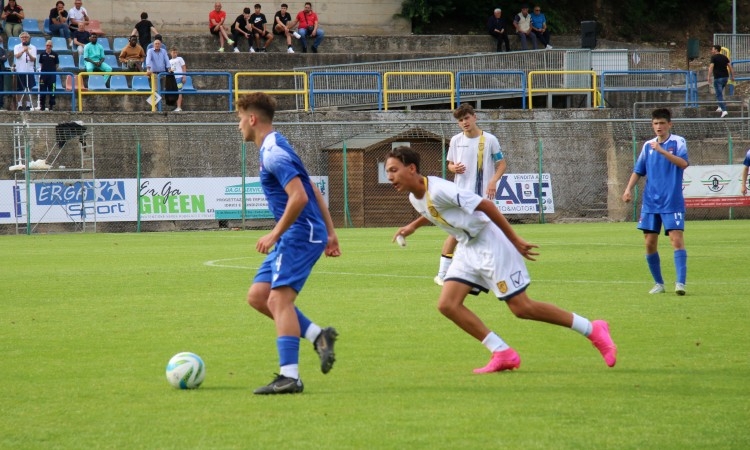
[13,32,37,110]
[513,4,538,50]
[385,146,617,373]
[68,0,89,33]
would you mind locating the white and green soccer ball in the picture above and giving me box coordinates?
[166,352,205,389]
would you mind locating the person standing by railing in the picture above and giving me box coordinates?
[38,40,60,111]
[708,44,734,118]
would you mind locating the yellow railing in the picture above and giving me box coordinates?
[77,72,157,112]
[383,71,455,110]
[527,70,598,109]
[234,72,309,111]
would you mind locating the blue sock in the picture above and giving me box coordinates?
[295,307,312,338]
[646,252,664,284]
[674,249,687,284]
[277,336,300,367]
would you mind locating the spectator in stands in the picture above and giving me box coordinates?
[119,35,145,72]
[209,2,234,52]
[83,33,112,83]
[72,20,90,56]
[132,12,159,50]
[513,4,538,50]
[230,7,254,53]
[168,46,187,112]
[38,40,59,111]
[530,5,552,49]
[250,4,273,53]
[289,2,324,53]
[13,32,37,111]
[2,0,25,38]
[708,44,734,118]
[68,0,89,34]
[50,1,73,49]
[0,37,8,111]
[145,39,169,77]
[146,34,167,53]
[274,3,295,54]
[487,8,510,52]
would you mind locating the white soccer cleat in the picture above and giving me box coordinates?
[649,283,665,294]
[433,275,444,286]
[675,283,686,296]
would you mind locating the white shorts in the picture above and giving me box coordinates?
[444,224,530,300]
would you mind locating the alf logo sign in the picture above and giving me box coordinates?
[494,173,554,214]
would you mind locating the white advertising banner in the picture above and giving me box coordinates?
[0,177,329,224]
[493,173,554,214]
[683,165,750,208]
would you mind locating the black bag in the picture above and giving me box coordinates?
[164,73,178,106]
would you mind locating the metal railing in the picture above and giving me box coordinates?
[234,71,309,111]
[528,70,598,109]
[1,71,78,111]
[309,71,382,111]
[456,71,527,109]
[600,70,698,108]
[156,71,233,112]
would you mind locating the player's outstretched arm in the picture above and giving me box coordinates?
[394,216,430,242]
[475,199,539,261]
[311,182,341,257]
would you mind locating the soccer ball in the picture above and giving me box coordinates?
[165,352,206,389]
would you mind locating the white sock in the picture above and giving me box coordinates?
[571,313,593,336]
[481,332,510,353]
[304,323,322,343]
[280,364,299,380]
[437,255,453,278]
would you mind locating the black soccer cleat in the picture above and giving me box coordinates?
[253,374,304,395]
[314,327,338,374]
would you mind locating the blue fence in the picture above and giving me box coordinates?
[309,72,383,111]
[456,71,527,109]
[156,71,233,112]
[0,71,77,111]
[600,70,698,108]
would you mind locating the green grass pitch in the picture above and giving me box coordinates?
[1,221,749,449]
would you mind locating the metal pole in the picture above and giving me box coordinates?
[733,0,737,34]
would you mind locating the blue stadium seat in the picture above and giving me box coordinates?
[30,36,46,50]
[109,75,129,91]
[98,37,113,54]
[131,75,151,91]
[112,37,129,54]
[181,75,196,91]
[58,54,77,71]
[43,18,52,35]
[8,36,21,50]
[52,37,70,53]
[87,75,108,91]
[22,18,42,35]
[104,54,120,69]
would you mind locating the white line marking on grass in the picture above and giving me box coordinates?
[205,258,747,285]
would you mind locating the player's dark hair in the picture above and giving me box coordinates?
[243,7,251,14]
[713,44,722,52]
[651,108,671,122]
[141,12,148,20]
[254,3,261,8]
[237,93,277,122]
[453,103,476,119]
[386,146,420,173]
[281,3,288,7]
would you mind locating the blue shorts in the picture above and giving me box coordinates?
[637,212,685,235]
[253,236,326,293]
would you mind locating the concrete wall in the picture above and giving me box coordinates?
[20,0,410,36]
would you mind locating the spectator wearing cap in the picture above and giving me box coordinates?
[487,8,510,52]
[530,5,552,49]
[513,4,538,50]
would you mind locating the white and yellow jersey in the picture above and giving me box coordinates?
[409,176,490,244]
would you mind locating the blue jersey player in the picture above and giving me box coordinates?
[741,148,750,196]
[622,108,689,296]
[237,92,341,395]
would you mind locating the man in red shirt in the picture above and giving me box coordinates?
[209,2,234,52]
[289,2,324,53]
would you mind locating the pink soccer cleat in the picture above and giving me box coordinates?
[589,320,617,367]
[473,348,521,374]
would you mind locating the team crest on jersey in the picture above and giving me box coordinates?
[428,206,440,218]
[497,280,508,294]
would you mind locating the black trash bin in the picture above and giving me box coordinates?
[581,21,597,49]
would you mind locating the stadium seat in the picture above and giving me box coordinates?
[52,37,70,53]
[104,54,120,69]
[22,18,42,35]
[87,75,108,91]
[182,76,196,91]
[112,37,129,54]
[131,76,151,91]
[30,36,46,50]
[43,18,52,35]
[88,20,105,36]
[58,54,77,71]
[8,36,21,50]
[109,75,129,91]
[98,37,113,54]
